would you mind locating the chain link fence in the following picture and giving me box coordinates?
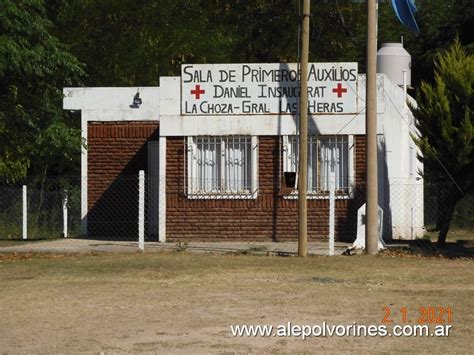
[69,174,157,244]
[345,182,473,255]
[0,177,81,241]
[0,173,472,256]
[86,175,140,241]
[0,185,23,239]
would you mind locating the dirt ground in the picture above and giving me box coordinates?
[0,252,472,353]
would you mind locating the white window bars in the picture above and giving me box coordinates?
[284,135,353,195]
[186,136,258,199]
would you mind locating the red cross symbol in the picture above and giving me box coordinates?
[190,84,205,99]
[332,83,347,98]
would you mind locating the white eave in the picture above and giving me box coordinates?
[63,86,160,121]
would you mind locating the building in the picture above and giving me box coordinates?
[63,59,424,242]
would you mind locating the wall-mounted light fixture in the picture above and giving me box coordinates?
[130,91,142,108]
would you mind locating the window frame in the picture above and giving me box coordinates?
[186,135,259,199]
[282,134,355,199]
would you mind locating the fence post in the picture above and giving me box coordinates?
[63,190,68,238]
[328,184,335,256]
[138,170,145,251]
[22,185,27,240]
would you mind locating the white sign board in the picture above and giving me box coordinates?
[181,63,358,116]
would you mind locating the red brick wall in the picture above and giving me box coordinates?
[166,135,367,242]
[87,121,159,239]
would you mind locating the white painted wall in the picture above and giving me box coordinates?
[64,87,160,119]
[376,76,424,239]
[63,74,424,240]
[158,73,424,239]
[63,86,160,236]
[159,75,387,137]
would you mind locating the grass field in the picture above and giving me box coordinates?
[0,252,472,353]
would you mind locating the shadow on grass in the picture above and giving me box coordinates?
[388,239,474,259]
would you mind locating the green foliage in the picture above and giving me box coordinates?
[222,0,301,63]
[412,40,473,187]
[0,0,84,182]
[1,0,472,185]
[404,0,474,84]
[411,40,473,244]
[54,0,412,85]
[55,0,235,86]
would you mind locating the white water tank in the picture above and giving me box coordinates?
[377,43,411,86]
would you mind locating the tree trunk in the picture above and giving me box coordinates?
[434,185,448,231]
[436,187,458,248]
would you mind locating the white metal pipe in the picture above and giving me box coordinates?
[63,190,68,238]
[329,184,335,256]
[22,185,27,240]
[138,170,145,251]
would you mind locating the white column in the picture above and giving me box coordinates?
[403,69,408,108]
[63,190,68,238]
[80,116,88,236]
[22,185,27,240]
[158,137,167,242]
[138,170,145,251]
[348,135,355,195]
[251,136,259,197]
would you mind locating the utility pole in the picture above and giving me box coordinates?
[365,0,378,255]
[298,0,310,257]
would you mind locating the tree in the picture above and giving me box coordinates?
[0,0,84,182]
[403,0,474,85]
[53,0,404,83]
[55,0,235,86]
[411,40,473,246]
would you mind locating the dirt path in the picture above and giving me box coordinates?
[0,238,351,255]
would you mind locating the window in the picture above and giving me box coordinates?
[283,135,353,195]
[187,136,258,198]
